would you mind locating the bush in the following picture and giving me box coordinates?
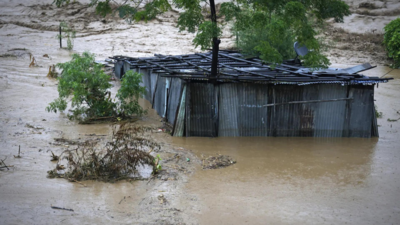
[384,18,400,68]
[46,52,146,122]
[237,19,296,61]
[117,70,147,116]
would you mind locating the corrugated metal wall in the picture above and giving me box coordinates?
[137,75,375,137]
[123,62,130,76]
[153,76,167,117]
[347,85,374,138]
[173,85,186,137]
[150,72,158,103]
[114,60,124,79]
[219,83,240,136]
[186,82,216,137]
[269,85,303,136]
[138,68,152,102]
[312,84,347,137]
[167,78,183,125]
[238,83,269,136]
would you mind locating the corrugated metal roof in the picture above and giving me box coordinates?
[111,51,392,85]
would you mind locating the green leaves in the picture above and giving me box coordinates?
[255,41,283,68]
[95,1,112,17]
[384,18,400,68]
[116,70,147,117]
[300,51,330,70]
[117,5,137,19]
[193,21,222,50]
[46,98,67,113]
[313,0,351,23]
[53,0,70,7]
[220,0,345,69]
[50,52,114,120]
[220,2,240,22]
[283,1,306,24]
[173,0,201,9]
[177,9,204,33]
[47,52,147,121]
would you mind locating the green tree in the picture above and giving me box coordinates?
[53,0,350,68]
[46,52,146,121]
[384,18,400,68]
[117,70,147,117]
[219,0,350,68]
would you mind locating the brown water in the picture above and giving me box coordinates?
[171,67,400,224]
[1,1,400,224]
[173,137,396,224]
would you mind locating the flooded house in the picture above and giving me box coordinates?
[112,51,391,138]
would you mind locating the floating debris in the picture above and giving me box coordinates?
[47,126,161,182]
[202,154,236,169]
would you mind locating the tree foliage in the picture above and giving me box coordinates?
[53,0,350,68]
[384,18,400,68]
[219,0,349,68]
[117,70,147,116]
[46,52,146,121]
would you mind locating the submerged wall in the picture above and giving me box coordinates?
[124,67,377,138]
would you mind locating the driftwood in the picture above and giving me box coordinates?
[14,146,22,158]
[0,157,13,170]
[51,205,74,211]
[47,126,160,182]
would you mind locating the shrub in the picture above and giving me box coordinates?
[384,18,400,68]
[46,52,146,122]
[117,70,147,117]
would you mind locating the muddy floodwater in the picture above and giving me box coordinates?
[1,0,400,224]
[172,67,400,224]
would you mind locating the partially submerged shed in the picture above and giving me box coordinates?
[112,51,391,138]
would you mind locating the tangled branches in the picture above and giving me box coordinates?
[48,126,161,182]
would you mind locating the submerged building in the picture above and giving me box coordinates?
[112,51,391,138]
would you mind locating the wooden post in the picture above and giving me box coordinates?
[59,25,62,48]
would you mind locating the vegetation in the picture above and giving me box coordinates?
[46,52,146,122]
[47,126,161,182]
[383,18,400,68]
[52,0,350,68]
[219,0,350,68]
[375,104,382,118]
[57,21,76,50]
